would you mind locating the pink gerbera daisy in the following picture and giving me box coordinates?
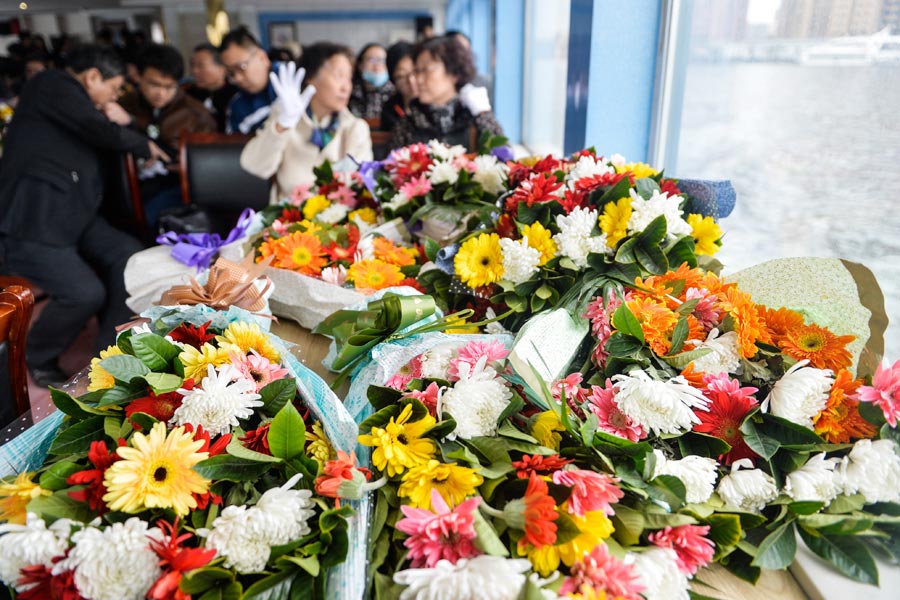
[385,355,423,390]
[290,183,314,205]
[446,340,508,381]
[856,359,900,427]
[587,380,646,442]
[327,185,358,208]
[399,174,433,199]
[552,372,588,417]
[229,350,290,391]
[648,524,715,575]
[559,543,644,600]
[403,382,442,417]
[395,488,482,568]
[552,469,624,517]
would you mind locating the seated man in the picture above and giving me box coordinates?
[0,44,167,387]
[184,42,238,133]
[120,43,216,229]
[219,26,278,134]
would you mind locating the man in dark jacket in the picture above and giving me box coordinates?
[0,44,168,387]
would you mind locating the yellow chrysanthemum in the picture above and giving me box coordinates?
[599,197,633,248]
[216,321,280,363]
[455,233,504,289]
[349,207,378,225]
[615,162,658,178]
[297,219,321,233]
[347,258,405,290]
[686,214,722,256]
[178,342,231,381]
[103,422,210,515]
[87,345,125,392]
[398,459,483,508]
[306,421,336,467]
[359,404,436,476]
[521,222,557,266]
[532,410,565,450]
[302,194,331,220]
[0,472,50,524]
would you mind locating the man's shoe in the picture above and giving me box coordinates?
[30,364,69,388]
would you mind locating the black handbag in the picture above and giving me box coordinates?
[156,204,214,235]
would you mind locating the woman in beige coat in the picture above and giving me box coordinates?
[240,42,373,201]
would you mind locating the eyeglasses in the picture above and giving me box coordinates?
[224,50,259,78]
[143,79,179,93]
[413,62,442,78]
[365,56,386,66]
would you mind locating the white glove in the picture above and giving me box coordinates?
[459,83,491,115]
[138,160,168,180]
[269,62,317,129]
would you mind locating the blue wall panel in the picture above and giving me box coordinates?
[493,0,524,143]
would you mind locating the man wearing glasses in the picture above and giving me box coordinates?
[219,27,279,134]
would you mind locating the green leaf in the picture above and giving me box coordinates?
[612,304,645,342]
[661,347,712,370]
[648,474,686,509]
[281,555,320,577]
[268,401,306,460]
[760,414,824,446]
[99,354,150,383]
[473,509,508,556]
[130,333,180,371]
[97,383,147,407]
[789,501,826,516]
[179,567,236,595]
[678,432,732,460]
[49,416,106,455]
[705,513,743,559]
[49,388,99,418]
[142,372,183,394]
[194,455,274,482]
[605,331,645,356]
[554,510,583,545]
[740,418,781,460]
[720,549,761,584]
[800,513,875,535]
[259,378,297,417]
[39,461,82,491]
[667,316,690,355]
[752,521,796,569]
[129,412,159,432]
[424,237,440,262]
[225,436,283,463]
[242,571,295,599]
[27,492,96,523]
[799,527,879,585]
[611,504,645,546]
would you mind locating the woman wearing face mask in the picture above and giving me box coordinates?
[391,35,502,150]
[380,41,418,133]
[349,43,395,121]
[240,42,373,201]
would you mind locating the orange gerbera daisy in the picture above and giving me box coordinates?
[716,286,770,358]
[347,258,405,290]
[814,369,876,443]
[516,472,559,550]
[681,363,708,388]
[373,237,418,267]
[626,296,678,356]
[272,231,327,276]
[761,305,805,345]
[635,263,715,307]
[779,322,855,371]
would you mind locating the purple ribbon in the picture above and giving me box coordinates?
[349,155,383,196]
[490,145,514,163]
[156,208,255,271]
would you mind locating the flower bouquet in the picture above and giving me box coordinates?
[0,312,360,599]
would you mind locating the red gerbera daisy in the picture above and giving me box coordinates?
[398,277,426,293]
[183,424,230,509]
[17,556,83,600]
[515,472,559,550]
[574,171,629,195]
[388,143,433,184]
[507,155,561,187]
[693,374,759,465]
[512,454,574,479]
[659,178,681,196]
[509,172,563,209]
[167,321,215,348]
[125,380,193,430]
[147,517,217,600]
[281,206,304,223]
[67,439,124,513]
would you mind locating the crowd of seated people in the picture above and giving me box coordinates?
[0,23,502,390]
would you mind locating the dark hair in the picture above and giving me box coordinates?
[412,35,475,90]
[219,26,261,53]
[193,42,223,65]
[67,44,124,79]
[137,43,184,81]
[23,49,50,65]
[353,43,386,84]
[299,42,353,84]
[268,47,295,64]
[386,41,414,85]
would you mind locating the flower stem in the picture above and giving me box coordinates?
[479,501,505,519]
[361,475,388,492]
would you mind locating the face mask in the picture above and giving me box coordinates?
[362,70,389,87]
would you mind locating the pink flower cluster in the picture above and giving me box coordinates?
[856,359,900,427]
[396,489,482,568]
[559,544,644,600]
[648,524,715,575]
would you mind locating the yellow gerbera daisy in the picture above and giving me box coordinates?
[302,194,331,220]
[0,472,50,524]
[216,321,280,363]
[103,422,210,515]
[349,207,378,225]
[306,421,336,466]
[398,459,483,508]
[359,403,436,476]
[532,410,565,450]
[87,345,124,392]
[615,162,658,178]
[521,222,557,266]
[454,233,504,288]
[347,258,405,290]
[686,214,722,256]
[599,197,633,248]
[556,509,615,565]
[179,342,231,381]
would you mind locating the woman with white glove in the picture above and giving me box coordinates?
[391,35,504,150]
[240,43,373,201]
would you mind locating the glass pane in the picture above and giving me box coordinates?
[673,0,900,360]
[522,0,570,155]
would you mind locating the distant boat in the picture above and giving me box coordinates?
[800,27,900,66]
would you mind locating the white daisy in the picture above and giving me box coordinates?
[608,153,626,167]
[716,459,778,513]
[383,191,411,213]
[0,513,72,590]
[499,237,541,284]
[171,363,263,436]
[427,140,466,161]
[630,547,690,600]
[653,450,718,504]
[566,154,613,184]
[687,329,742,375]
[552,206,608,269]
[612,371,710,435]
[626,188,692,238]
[784,453,841,504]
[394,556,532,600]
[837,439,900,504]
[762,360,833,429]
[472,154,509,195]
[427,161,460,186]
[316,203,350,225]
[441,357,513,439]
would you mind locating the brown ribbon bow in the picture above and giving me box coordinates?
[158,254,274,312]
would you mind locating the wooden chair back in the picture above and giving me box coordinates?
[0,285,34,420]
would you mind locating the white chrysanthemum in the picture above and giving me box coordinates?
[762,360,833,429]
[383,191,411,213]
[784,453,840,504]
[552,206,608,269]
[630,547,690,599]
[0,514,73,589]
[252,474,315,545]
[394,556,532,600]
[55,518,162,600]
[612,371,710,435]
[354,236,377,262]
[427,161,460,186]
[626,188,692,238]
[608,153,626,167]
[837,439,900,504]
[316,203,350,225]
[484,307,512,336]
[428,140,466,161]
[472,155,508,195]
[199,505,268,573]
[321,265,348,286]
[653,450,718,504]
[419,343,460,380]
[499,237,540,284]
[441,357,512,439]
[688,329,741,375]
[171,363,263,436]
[566,154,613,183]
[716,459,778,513]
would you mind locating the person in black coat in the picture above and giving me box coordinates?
[0,44,168,387]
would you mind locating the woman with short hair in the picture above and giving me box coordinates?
[348,43,395,120]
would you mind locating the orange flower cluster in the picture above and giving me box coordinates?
[348,238,421,291]
[762,305,855,371]
[258,230,327,276]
